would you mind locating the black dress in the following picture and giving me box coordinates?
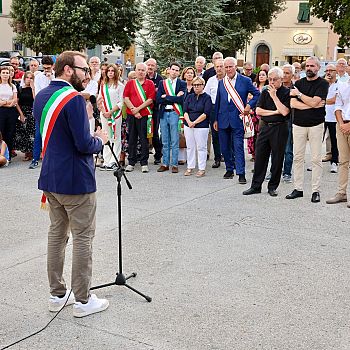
[15,86,35,153]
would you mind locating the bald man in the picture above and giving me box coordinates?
[123,62,156,172]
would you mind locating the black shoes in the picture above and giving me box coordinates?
[212,160,221,168]
[243,187,261,195]
[223,171,234,179]
[238,175,247,184]
[154,159,161,165]
[311,192,320,203]
[286,189,303,199]
[268,189,278,197]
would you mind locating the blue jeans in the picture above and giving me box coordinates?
[283,120,293,176]
[160,111,179,166]
[33,120,42,162]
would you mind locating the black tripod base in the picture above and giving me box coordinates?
[90,273,152,302]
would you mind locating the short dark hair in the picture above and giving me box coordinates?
[169,62,181,70]
[41,55,54,66]
[54,51,87,77]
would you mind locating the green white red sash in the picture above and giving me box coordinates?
[163,79,184,132]
[223,75,254,138]
[100,83,122,140]
[39,85,79,209]
[133,79,153,138]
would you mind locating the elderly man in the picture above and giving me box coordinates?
[336,58,349,82]
[146,58,163,164]
[242,62,256,82]
[292,62,302,74]
[286,56,329,202]
[243,67,290,196]
[214,57,260,183]
[195,56,206,78]
[123,62,156,173]
[88,56,101,82]
[281,64,295,183]
[204,58,225,168]
[203,52,223,83]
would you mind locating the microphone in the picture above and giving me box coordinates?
[89,95,96,104]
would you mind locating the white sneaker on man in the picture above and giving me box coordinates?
[141,165,149,173]
[73,294,109,318]
[125,165,134,172]
[330,163,338,173]
[49,289,75,312]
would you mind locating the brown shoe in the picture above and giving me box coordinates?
[157,165,169,172]
[326,193,347,204]
[196,170,205,177]
[322,154,332,162]
[172,166,179,173]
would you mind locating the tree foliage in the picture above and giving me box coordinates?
[309,0,350,48]
[10,0,141,54]
[141,0,285,66]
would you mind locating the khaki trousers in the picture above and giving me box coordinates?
[293,124,323,192]
[44,191,96,303]
[336,124,350,194]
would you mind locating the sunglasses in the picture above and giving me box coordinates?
[193,84,204,87]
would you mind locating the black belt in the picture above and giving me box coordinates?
[261,120,287,126]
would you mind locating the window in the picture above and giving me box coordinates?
[0,1,2,15]
[298,2,310,23]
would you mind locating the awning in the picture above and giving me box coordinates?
[282,45,315,56]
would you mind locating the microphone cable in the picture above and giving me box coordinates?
[0,290,73,350]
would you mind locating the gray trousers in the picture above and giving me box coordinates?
[44,191,96,303]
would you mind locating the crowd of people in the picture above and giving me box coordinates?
[1,52,350,206]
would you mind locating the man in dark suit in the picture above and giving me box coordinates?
[203,52,223,84]
[33,51,109,318]
[214,57,260,183]
[156,62,187,173]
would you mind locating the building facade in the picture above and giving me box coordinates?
[237,0,340,68]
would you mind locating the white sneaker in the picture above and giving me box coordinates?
[141,165,149,173]
[49,289,75,312]
[330,163,338,173]
[73,294,109,318]
[125,165,134,172]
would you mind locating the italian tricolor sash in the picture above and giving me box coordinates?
[133,79,153,138]
[163,79,184,132]
[100,83,122,140]
[223,76,254,138]
[40,86,79,209]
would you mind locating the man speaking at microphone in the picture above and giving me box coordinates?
[33,51,109,318]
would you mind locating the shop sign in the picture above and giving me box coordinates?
[293,33,312,45]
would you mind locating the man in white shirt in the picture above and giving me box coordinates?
[204,58,225,168]
[326,75,350,206]
[89,56,101,82]
[336,58,349,83]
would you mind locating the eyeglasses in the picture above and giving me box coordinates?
[73,66,90,75]
[324,69,336,72]
[245,68,253,71]
[193,84,204,87]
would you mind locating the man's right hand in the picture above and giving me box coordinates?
[213,121,218,131]
[94,127,109,144]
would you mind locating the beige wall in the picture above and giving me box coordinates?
[238,0,339,67]
[0,0,15,51]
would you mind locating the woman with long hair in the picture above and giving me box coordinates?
[97,64,125,170]
[0,66,18,162]
[15,71,35,160]
[248,69,269,161]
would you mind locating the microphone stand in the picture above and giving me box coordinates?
[90,142,152,302]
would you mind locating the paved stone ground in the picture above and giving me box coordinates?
[1,148,350,350]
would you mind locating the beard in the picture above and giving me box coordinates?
[70,71,85,91]
[306,70,317,78]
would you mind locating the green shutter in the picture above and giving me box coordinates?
[298,3,310,22]
[0,1,2,15]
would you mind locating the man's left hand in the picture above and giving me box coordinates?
[243,105,251,115]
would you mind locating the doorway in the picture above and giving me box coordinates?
[256,44,270,68]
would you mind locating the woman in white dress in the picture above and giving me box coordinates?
[98,64,124,170]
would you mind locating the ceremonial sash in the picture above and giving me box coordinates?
[39,86,79,209]
[223,76,254,138]
[163,79,184,132]
[134,79,153,138]
[100,83,122,140]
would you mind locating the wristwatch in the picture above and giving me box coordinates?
[297,92,303,99]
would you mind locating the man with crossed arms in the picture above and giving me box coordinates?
[213,57,260,183]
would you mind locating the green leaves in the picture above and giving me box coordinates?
[10,0,141,54]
